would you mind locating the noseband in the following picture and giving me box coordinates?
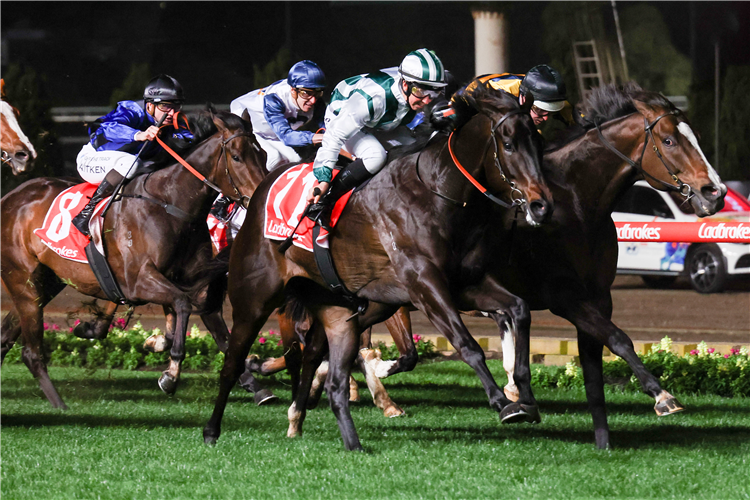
[438,109,527,209]
[595,109,692,198]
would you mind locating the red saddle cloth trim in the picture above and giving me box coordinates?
[33,183,109,263]
[263,162,352,252]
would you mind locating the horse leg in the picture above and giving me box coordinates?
[564,300,684,416]
[73,302,118,340]
[5,266,68,408]
[320,305,363,451]
[144,305,175,353]
[488,312,520,402]
[377,306,418,377]
[1,307,22,362]
[203,276,283,446]
[287,320,329,436]
[576,331,610,449]
[356,347,405,417]
[200,310,229,353]
[158,296,193,395]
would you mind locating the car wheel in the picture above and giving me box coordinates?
[687,244,728,294]
[641,275,677,289]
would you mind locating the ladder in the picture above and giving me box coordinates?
[573,40,604,98]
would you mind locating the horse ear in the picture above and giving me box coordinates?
[240,109,254,132]
[0,79,5,99]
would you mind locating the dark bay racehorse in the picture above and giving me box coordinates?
[340,83,727,449]
[203,85,554,451]
[1,108,267,408]
[1,79,37,175]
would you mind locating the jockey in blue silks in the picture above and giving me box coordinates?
[230,60,326,171]
[73,74,194,236]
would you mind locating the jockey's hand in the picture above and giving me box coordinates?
[307,182,330,204]
[312,132,325,145]
[134,125,161,142]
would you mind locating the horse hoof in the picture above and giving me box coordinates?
[158,373,178,395]
[520,404,542,424]
[655,397,685,416]
[72,322,93,339]
[144,334,169,353]
[254,389,278,406]
[383,405,405,418]
[203,434,218,446]
[500,402,530,424]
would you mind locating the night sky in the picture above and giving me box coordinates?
[2,1,749,107]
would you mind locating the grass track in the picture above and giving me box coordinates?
[2,361,749,500]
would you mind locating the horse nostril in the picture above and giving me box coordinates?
[701,184,720,201]
[16,152,28,161]
[529,200,549,221]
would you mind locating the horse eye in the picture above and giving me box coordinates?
[503,142,513,152]
[232,155,240,162]
[663,137,675,147]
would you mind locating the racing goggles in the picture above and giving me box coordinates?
[295,88,325,99]
[530,105,552,118]
[155,101,183,112]
[409,83,444,100]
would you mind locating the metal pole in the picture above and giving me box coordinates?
[611,0,629,81]
[715,40,720,174]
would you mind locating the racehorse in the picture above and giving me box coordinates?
[1,79,37,175]
[203,84,554,451]
[1,108,267,409]
[321,83,726,449]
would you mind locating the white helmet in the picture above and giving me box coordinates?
[398,49,447,88]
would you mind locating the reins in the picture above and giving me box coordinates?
[155,130,254,208]
[595,109,693,198]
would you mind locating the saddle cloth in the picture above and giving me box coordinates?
[264,162,352,252]
[34,183,108,263]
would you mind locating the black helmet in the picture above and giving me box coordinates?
[520,65,566,112]
[143,74,184,103]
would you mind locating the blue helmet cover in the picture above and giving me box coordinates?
[287,60,326,89]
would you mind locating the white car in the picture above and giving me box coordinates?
[612,181,750,293]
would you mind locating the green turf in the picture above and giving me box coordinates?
[2,362,749,500]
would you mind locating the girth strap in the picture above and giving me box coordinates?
[84,241,129,305]
[312,224,368,316]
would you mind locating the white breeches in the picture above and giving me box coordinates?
[255,135,301,171]
[76,143,142,183]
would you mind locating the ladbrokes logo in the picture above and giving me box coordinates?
[616,223,661,240]
[699,222,750,241]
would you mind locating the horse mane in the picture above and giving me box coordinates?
[451,78,520,130]
[545,82,678,152]
[184,104,250,143]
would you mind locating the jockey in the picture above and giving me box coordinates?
[230,60,326,171]
[72,74,194,236]
[433,64,574,139]
[306,48,447,210]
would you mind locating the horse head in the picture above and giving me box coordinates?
[187,106,268,209]
[581,83,725,217]
[1,97,37,176]
[630,92,725,216]
[458,82,553,226]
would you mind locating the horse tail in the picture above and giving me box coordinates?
[188,246,231,315]
[278,285,315,345]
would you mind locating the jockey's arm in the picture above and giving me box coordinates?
[263,94,316,148]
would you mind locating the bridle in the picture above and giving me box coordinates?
[156,129,259,209]
[595,109,693,198]
[418,109,528,209]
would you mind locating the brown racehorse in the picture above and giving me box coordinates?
[1,79,37,175]
[313,83,726,449]
[202,84,554,451]
[1,108,267,409]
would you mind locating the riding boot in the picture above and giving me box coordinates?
[307,159,373,228]
[71,170,125,237]
[209,195,232,222]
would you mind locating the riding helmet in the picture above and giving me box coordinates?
[143,74,185,103]
[519,64,566,112]
[287,60,326,89]
[399,49,447,88]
